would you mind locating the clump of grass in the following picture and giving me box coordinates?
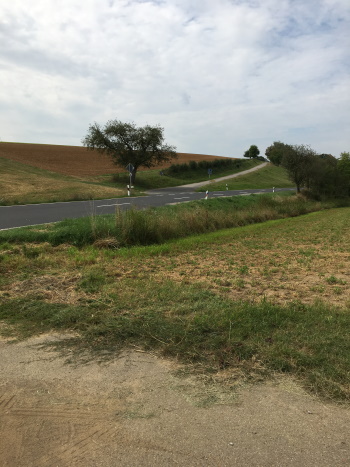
[325,275,346,285]
[78,268,107,293]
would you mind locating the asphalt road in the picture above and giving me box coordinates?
[0,187,294,230]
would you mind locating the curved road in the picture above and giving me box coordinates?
[0,163,293,230]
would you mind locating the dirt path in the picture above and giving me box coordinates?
[0,333,349,467]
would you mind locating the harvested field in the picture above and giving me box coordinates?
[0,142,230,177]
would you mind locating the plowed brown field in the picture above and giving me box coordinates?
[0,142,228,177]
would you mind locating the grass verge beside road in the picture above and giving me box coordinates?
[0,193,348,247]
[0,207,349,402]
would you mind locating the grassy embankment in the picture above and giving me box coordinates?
[199,164,294,191]
[1,194,349,402]
[0,157,125,205]
[0,155,261,205]
[110,159,262,190]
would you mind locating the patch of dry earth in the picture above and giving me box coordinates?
[0,333,349,467]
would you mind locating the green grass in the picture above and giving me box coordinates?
[1,193,347,248]
[199,164,294,191]
[1,199,350,402]
[109,159,261,190]
[0,280,349,401]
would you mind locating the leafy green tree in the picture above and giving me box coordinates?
[243,145,260,159]
[82,119,177,184]
[337,152,350,195]
[265,141,293,166]
[281,144,316,193]
[306,154,343,198]
[338,152,350,177]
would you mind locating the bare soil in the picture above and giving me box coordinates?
[0,142,227,177]
[1,333,349,467]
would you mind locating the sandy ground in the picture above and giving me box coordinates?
[0,333,349,467]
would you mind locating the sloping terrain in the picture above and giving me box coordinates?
[0,142,235,204]
[0,157,125,204]
[0,142,228,177]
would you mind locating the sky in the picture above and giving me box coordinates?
[0,0,349,158]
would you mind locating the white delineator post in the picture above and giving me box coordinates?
[126,163,134,197]
[205,190,209,200]
[273,187,275,193]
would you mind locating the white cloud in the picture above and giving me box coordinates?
[0,0,349,156]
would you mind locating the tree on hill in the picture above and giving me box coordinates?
[265,141,293,166]
[280,144,316,193]
[243,145,260,159]
[82,119,177,184]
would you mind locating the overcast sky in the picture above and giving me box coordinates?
[1,0,349,157]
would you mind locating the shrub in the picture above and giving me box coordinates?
[189,160,198,170]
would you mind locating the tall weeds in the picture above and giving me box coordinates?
[1,194,348,248]
[109,195,342,247]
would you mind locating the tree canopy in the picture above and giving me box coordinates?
[82,119,177,183]
[338,152,350,178]
[243,145,260,159]
[270,142,350,197]
[280,144,315,193]
[265,141,293,166]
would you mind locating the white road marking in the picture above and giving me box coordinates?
[97,203,131,208]
[173,197,190,200]
[166,201,191,205]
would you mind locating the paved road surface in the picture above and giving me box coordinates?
[0,163,294,230]
[0,187,294,230]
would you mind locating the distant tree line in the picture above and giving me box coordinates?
[265,141,350,198]
[167,158,242,175]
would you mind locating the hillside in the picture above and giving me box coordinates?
[0,142,231,177]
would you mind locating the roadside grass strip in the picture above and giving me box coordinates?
[0,193,348,247]
[0,206,350,402]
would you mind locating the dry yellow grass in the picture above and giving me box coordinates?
[1,209,349,308]
[0,170,124,203]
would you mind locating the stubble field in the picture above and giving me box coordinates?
[0,142,227,177]
[0,142,237,204]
